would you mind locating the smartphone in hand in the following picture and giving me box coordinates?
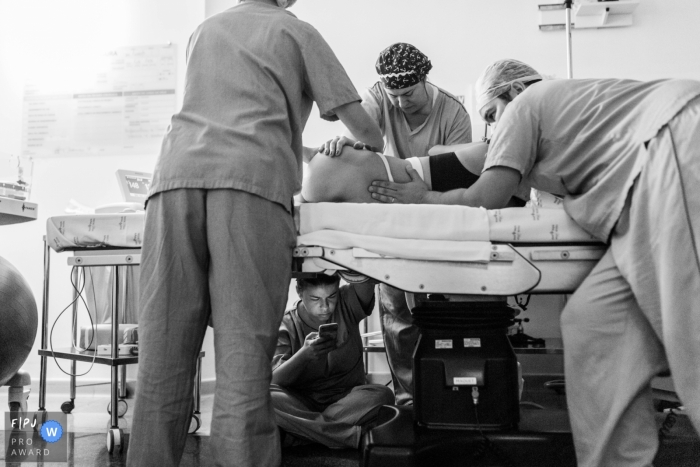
[318,323,338,341]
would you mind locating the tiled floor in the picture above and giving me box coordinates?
[2,377,699,467]
[0,382,359,466]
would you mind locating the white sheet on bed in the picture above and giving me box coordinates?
[47,213,144,252]
[300,203,596,245]
[299,203,491,241]
[297,230,493,262]
[488,205,597,242]
[45,202,597,262]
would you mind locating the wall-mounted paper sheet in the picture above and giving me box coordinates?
[22,44,177,157]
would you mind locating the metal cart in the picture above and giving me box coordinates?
[37,238,204,454]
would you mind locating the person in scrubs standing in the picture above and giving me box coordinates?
[322,43,473,406]
[369,58,700,467]
[126,1,382,466]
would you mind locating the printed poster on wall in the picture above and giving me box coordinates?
[21,44,177,157]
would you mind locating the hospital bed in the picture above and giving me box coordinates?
[39,202,606,460]
[293,202,606,466]
[38,213,204,454]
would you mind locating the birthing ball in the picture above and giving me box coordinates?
[0,256,38,387]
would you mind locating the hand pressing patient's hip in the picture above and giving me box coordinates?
[369,164,430,204]
[300,332,338,361]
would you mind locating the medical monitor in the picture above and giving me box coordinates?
[116,169,153,203]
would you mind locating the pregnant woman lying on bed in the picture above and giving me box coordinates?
[301,141,527,206]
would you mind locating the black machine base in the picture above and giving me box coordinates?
[361,405,576,467]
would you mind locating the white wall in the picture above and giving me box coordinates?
[1,0,700,390]
[0,0,206,389]
[293,0,700,144]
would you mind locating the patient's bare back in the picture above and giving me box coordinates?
[302,147,412,203]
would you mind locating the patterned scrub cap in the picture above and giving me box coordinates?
[375,43,432,90]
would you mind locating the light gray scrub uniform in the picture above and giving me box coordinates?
[126,3,362,467]
[359,81,473,405]
[361,81,472,160]
[484,78,700,467]
[270,285,394,449]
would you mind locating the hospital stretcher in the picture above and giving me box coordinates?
[293,202,605,296]
[39,202,606,459]
[293,202,606,466]
[39,213,204,454]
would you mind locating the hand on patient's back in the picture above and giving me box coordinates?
[318,135,356,157]
[369,165,429,204]
[318,135,380,157]
[301,332,337,360]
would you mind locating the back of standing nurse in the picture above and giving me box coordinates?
[126,1,382,466]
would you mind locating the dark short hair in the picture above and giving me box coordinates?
[296,275,340,292]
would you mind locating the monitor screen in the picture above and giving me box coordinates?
[116,169,153,203]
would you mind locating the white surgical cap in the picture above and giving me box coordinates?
[475,59,542,114]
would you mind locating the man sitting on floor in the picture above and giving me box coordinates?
[270,274,395,449]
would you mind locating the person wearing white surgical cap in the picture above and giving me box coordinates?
[127,1,382,466]
[369,58,700,467]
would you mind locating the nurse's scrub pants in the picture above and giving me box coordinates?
[561,96,700,467]
[126,189,295,467]
[379,284,418,405]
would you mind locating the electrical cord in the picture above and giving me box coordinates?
[470,387,517,467]
[514,294,531,312]
[69,267,98,350]
[49,267,98,377]
[658,405,684,441]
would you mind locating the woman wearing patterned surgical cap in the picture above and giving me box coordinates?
[319,43,473,407]
[324,42,472,162]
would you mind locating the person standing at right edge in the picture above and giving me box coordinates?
[368,58,700,467]
[126,1,382,466]
[323,43,473,405]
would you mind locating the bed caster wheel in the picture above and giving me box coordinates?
[107,428,124,454]
[188,413,202,434]
[61,400,75,414]
[107,400,128,418]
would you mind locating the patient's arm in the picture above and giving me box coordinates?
[451,141,489,175]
